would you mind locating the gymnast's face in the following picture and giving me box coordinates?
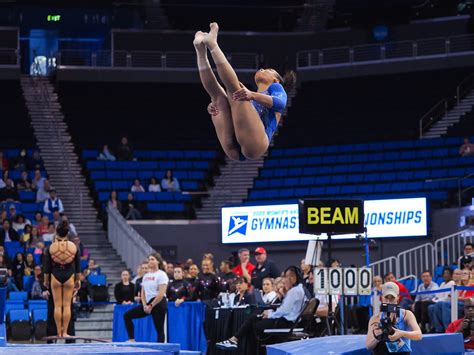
[255,68,281,86]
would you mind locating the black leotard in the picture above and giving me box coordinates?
[43,245,81,284]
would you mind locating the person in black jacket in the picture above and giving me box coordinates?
[114,270,135,304]
[218,260,237,293]
[0,220,20,246]
[251,247,280,290]
[167,266,193,306]
[233,277,256,306]
[196,259,219,301]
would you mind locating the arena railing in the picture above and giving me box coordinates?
[369,256,398,280]
[434,229,474,268]
[0,48,18,66]
[297,33,474,69]
[107,206,155,270]
[55,49,260,70]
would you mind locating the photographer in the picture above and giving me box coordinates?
[366,282,422,354]
[445,298,474,350]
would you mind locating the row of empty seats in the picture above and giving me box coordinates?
[86,160,211,171]
[6,297,48,341]
[97,191,192,202]
[83,149,217,160]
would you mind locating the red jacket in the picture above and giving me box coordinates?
[395,281,410,301]
[446,318,474,349]
[232,262,255,278]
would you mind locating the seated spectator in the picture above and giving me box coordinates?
[411,270,439,333]
[16,171,33,191]
[32,212,43,226]
[72,236,89,261]
[0,210,6,223]
[445,298,474,351]
[0,219,20,245]
[12,215,31,236]
[23,252,35,276]
[464,243,474,256]
[328,258,341,268]
[251,247,280,290]
[97,144,116,161]
[20,224,32,247]
[43,189,64,214]
[60,214,77,237]
[384,272,411,309]
[36,179,52,203]
[37,215,50,236]
[161,170,180,192]
[33,241,45,256]
[148,177,161,192]
[7,204,17,221]
[42,223,55,242]
[107,190,122,211]
[84,259,100,278]
[114,270,135,305]
[28,227,42,248]
[31,169,46,192]
[10,252,25,290]
[76,272,91,317]
[218,260,237,293]
[122,192,143,220]
[30,265,48,300]
[28,150,44,170]
[131,179,145,193]
[432,267,455,303]
[0,151,8,170]
[133,261,149,303]
[232,248,255,282]
[165,262,175,281]
[261,277,278,305]
[116,136,133,161]
[234,276,256,306]
[167,265,193,306]
[460,137,474,156]
[1,179,18,201]
[216,266,307,350]
[196,259,219,301]
[11,149,28,171]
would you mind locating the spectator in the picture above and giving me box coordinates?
[165,263,175,281]
[431,267,455,303]
[13,215,30,235]
[328,258,341,268]
[11,252,25,289]
[148,177,161,192]
[28,150,44,170]
[365,282,422,352]
[11,149,28,171]
[464,242,474,256]
[116,136,133,161]
[384,272,411,309]
[72,236,89,261]
[185,263,200,299]
[411,270,439,333]
[232,248,255,282]
[76,272,91,318]
[114,270,135,305]
[31,169,46,192]
[24,253,35,276]
[21,224,33,247]
[16,171,33,191]
[261,277,278,304]
[167,265,193,306]
[301,258,312,294]
[60,214,77,237]
[42,223,55,242]
[107,190,122,211]
[196,259,219,300]
[8,204,17,221]
[33,241,45,256]
[216,266,307,350]
[202,253,217,273]
[460,137,474,156]
[0,219,20,245]
[97,144,116,161]
[0,151,8,170]
[30,265,48,300]
[122,192,143,220]
[161,170,180,192]
[37,215,49,236]
[36,179,52,203]
[133,261,149,303]
[251,247,280,290]
[32,212,42,226]
[218,260,237,293]
[131,179,145,193]
[28,227,42,248]
[84,259,100,278]
[0,210,6,223]
[43,189,64,214]
[445,298,474,350]
[1,179,18,201]
[274,277,286,303]
[233,276,256,306]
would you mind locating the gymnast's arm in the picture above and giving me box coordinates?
[150,284,167,308]
[74,247,81,284]
[43,247,51,289]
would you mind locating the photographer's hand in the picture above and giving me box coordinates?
[388,328,404,342]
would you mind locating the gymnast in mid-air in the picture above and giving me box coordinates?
[194,22,296,161]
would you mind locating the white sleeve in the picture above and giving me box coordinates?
[43,200,50,213]
[158,271,169,285]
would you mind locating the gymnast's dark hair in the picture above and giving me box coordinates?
[281,70,296,92]
[149,252,166,271]
[56,221,69,238]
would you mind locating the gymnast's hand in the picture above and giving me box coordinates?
[144,305,153,314]
[207,102,219,116]
[232,83,254,101]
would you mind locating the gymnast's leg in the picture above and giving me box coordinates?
[61,275,75,337]
[51,275,64,337]
[194,31,240,161]
[203,23,268,159]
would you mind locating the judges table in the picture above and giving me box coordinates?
[266,333,465,355]
[113,302,207,353]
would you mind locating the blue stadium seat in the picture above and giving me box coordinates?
[122,171,138,179]
[294,188,310,197]
[106,171,122,179]
[23,276,34,294]
[138,171,154,180]
[18,191,35,202]
[90,171,106,180]
[9,292,28,301]
[181,181,199,190]
[357,185,373,194]
[340,185,357,194]
[269,179,283,188]
[32,308,47,324]
[347,175,363,183]
[326,186,341,195]
[82,150,98,159]
[111,181,129,190]
[302,167,318,176]
[133,192,154,201]
[255,180,268,188]
[9,309,29,323]
[188,171,205,180]
[98,192,110,202]
[88,274,107,286]
[155,192,174,201]
[33,254,42,265]
[364,173,380,182]
[279,188,294,198]
[86,161,104,170]
[21,203,40,213]
[28,300,47,314]
[95,181,111,191]
[373,184,390,193]
[331,175,347,184]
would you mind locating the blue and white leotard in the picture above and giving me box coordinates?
[251,82,287,142]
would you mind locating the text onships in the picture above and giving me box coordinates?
[364,210,423,225]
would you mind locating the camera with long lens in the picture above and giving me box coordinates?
[376,303,400,342]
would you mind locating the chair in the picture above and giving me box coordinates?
[9,309,31,341]
[9,291,28,301]
[258,298,320,348]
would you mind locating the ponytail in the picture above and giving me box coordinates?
[281,70,296,92]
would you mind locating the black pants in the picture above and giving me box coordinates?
[124,298,168,342]
[235,314,293,340]
[414,300,434,331]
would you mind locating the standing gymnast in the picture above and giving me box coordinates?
[194,22,296,161]
[124,253,169,343]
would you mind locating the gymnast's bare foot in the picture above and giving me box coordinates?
[203,22,219,50]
